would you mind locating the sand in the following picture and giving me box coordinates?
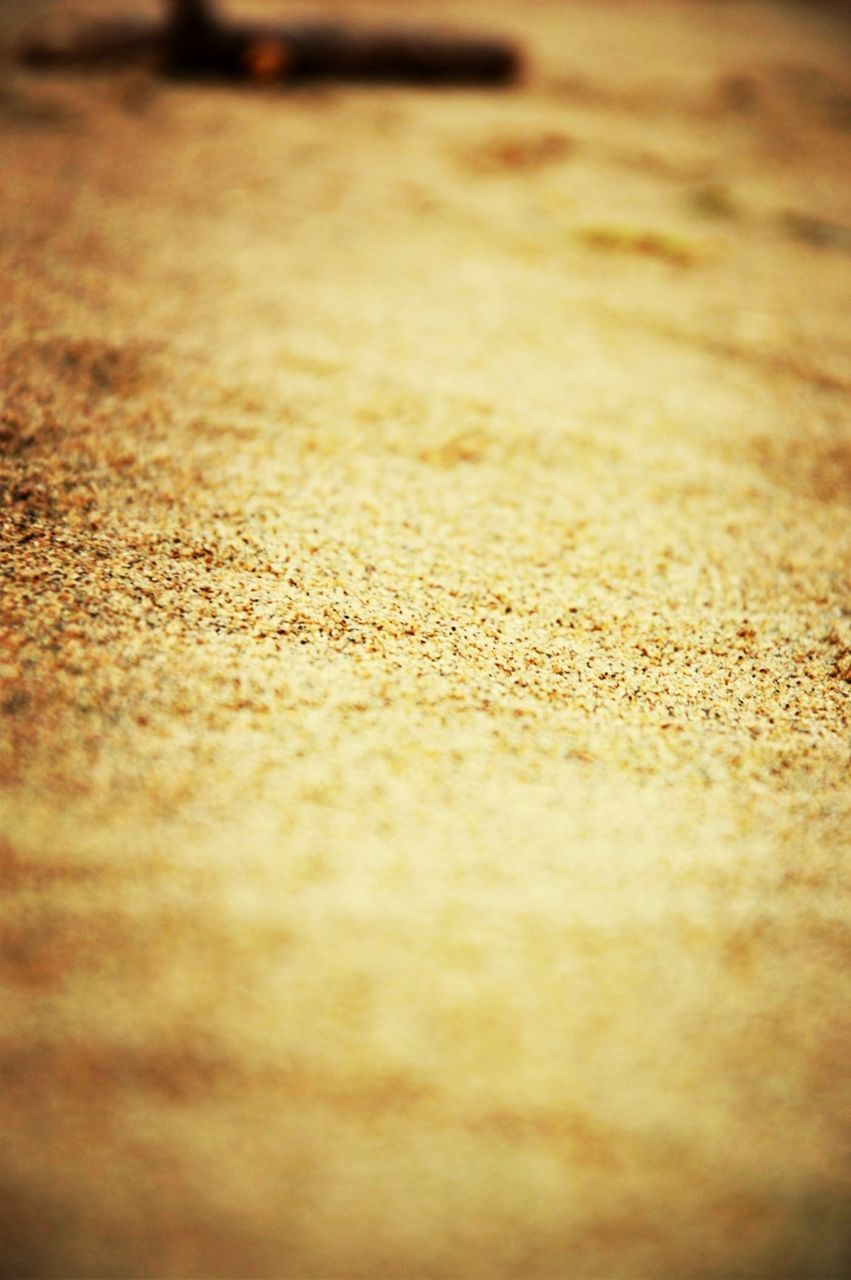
[2,1,851,1276]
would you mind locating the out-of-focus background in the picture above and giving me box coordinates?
[2,3,850,1278]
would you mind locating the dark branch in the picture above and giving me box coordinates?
[20,1,521,87]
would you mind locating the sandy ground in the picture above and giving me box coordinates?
[2,1,851,1276]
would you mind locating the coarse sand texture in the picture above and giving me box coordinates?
[2,2,851,1277]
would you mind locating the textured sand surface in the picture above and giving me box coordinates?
[2,2,851,1276]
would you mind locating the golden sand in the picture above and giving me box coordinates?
[2,2,850,1275]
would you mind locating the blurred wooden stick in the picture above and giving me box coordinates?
[20,0,520,86]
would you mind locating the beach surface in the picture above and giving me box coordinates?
[2,2,851,1276]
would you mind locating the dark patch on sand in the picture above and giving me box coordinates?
[458,129,575,175]
[2,336,162,402]
[0,837,95,892]
[753,434,851,506]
